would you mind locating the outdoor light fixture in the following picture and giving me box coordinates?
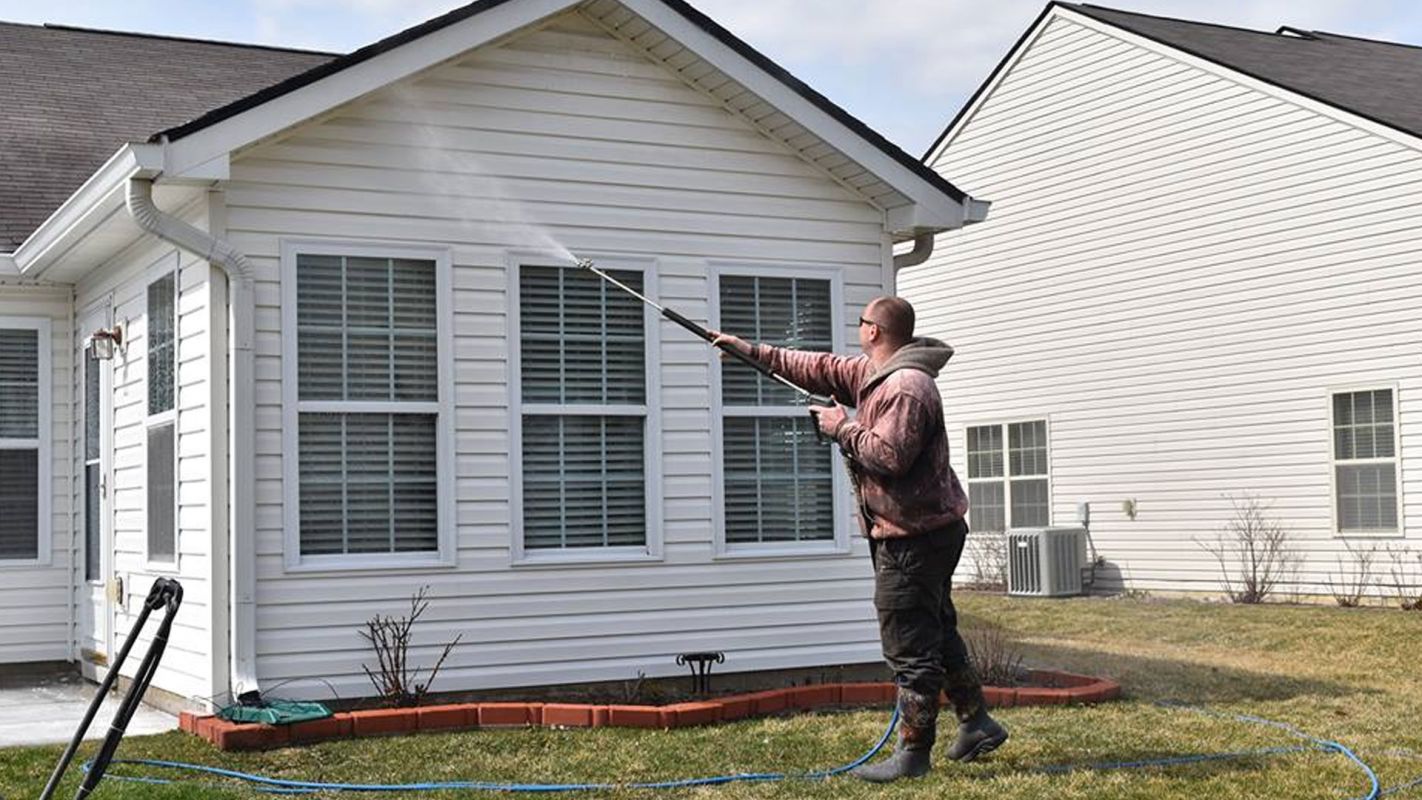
[85,323,125,360]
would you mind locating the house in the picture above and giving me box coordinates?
[902,3,1420,596]
[0,0,986,709]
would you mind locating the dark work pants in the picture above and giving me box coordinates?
[869,517,984,721]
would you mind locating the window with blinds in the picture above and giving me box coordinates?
[518,265,648,551]
[966,420,1049,531]
[0,325,42,561]
[295,254,440,557]
[147,274,177,564]
[1332,389,1398,533]
[719,275,834,545]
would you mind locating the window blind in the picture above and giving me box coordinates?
[295,254,441,557]
[0,328,38,438]
[718,275,834,545]
[519,265,648,551]
[0,449,38,560]
[1333,390,1398,532]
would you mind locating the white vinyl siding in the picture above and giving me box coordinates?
[0,319,49,564]
[228,11,888,696]
[145,272,177,565]
[717,275,835,546]
[905,9,1422,595]
[282,244,455,570]
[1332,388,1399,534]
[966,420,1049,531]
[514,263,651,554]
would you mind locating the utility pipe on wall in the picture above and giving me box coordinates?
[126,178,260,702]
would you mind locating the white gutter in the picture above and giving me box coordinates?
[126,178,260,702]
[889,196,992,273]
[14,145,163,278]
[0,254,17,277]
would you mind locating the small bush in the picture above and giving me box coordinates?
[1384,545,1422,611]
[359,586,462,707]
[963,531,1008,591]
[1196,494,1301,604]
[964,621,1024,687]
[1327,538,1378,608]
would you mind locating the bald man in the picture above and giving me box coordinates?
[712,296,1007,782]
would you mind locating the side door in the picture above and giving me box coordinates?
[76,302,113,677]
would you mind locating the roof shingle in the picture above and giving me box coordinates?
[1070,4,1422,141]
[0,22,333,250]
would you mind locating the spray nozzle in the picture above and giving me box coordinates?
[575,258,595,270]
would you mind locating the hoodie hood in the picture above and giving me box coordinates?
[863,336,954,392]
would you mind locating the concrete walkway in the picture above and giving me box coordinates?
[0,670,177,749]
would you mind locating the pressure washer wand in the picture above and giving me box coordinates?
[575,259,835,438]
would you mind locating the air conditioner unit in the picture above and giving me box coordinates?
[1007,526,1086,597]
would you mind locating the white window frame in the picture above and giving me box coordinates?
[0,315,52,567]
[144,259,180,571]
[80,298,113,586]
[280,239,457,572]
[1327,384,1403,538]
[962,417,1053,532]
[708,263,850,560]
[506,252,663,566]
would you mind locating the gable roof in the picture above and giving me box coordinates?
[0,22,334,250]
[924,2,1422,162]
[152,0,965,206]
[1070,4,1422,142]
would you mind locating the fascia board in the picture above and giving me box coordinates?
[159,0,578,176]
[14,143,163,277]
[618,0,967,231]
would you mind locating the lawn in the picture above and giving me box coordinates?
[5,593,1421,799]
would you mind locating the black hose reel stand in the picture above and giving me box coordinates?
[40,577,184,800]
[676,651,725,696]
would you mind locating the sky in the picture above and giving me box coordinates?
[2,1,1420,155]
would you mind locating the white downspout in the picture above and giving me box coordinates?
[126,178,260,702]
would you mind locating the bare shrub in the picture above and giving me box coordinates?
[1383,545,1422,611]
[1196,494,1302,604]
[964,621,1024,687]
[963,531,1008,591]
[359,586,462,707]
[1327,538,1378,608]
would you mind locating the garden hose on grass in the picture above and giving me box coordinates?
[85,703,1422,798]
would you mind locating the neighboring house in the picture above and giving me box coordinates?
[0,0,986,709]
[903,3,1420,595]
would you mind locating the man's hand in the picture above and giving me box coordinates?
[708,330,752,360]
[811,398,848,438]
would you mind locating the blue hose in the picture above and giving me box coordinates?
[89,703,1419,797]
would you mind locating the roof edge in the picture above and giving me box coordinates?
[41,22,340,56]
[13,143,163,277]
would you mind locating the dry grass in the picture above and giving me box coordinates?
[5,592,1421,799]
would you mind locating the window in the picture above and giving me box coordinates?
[289,251,447,562]
[966,420,1049,531]
[0,319,49,563]
[1332,389,1399,534]
[516,264,651,554]
[717,275,836,547]
[146,272,177,564]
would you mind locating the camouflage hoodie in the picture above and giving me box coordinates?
[751,338,969,539]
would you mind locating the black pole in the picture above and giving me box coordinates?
[39,578,183,800]
[576,259,836,440]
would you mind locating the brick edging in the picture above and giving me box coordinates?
[183,670,1120,751]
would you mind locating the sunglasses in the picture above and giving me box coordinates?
[858,317,879,328]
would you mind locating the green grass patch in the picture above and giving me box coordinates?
[6,593,1422,799]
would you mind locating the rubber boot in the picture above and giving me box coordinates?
[850,687,937,783]
[943,665,1008,762]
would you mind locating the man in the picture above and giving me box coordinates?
[711,296,1007,783]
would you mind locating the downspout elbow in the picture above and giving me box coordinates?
[892,232,935,271]
[126,178,254,288]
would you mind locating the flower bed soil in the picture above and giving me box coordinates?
[183,670,1120,751]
